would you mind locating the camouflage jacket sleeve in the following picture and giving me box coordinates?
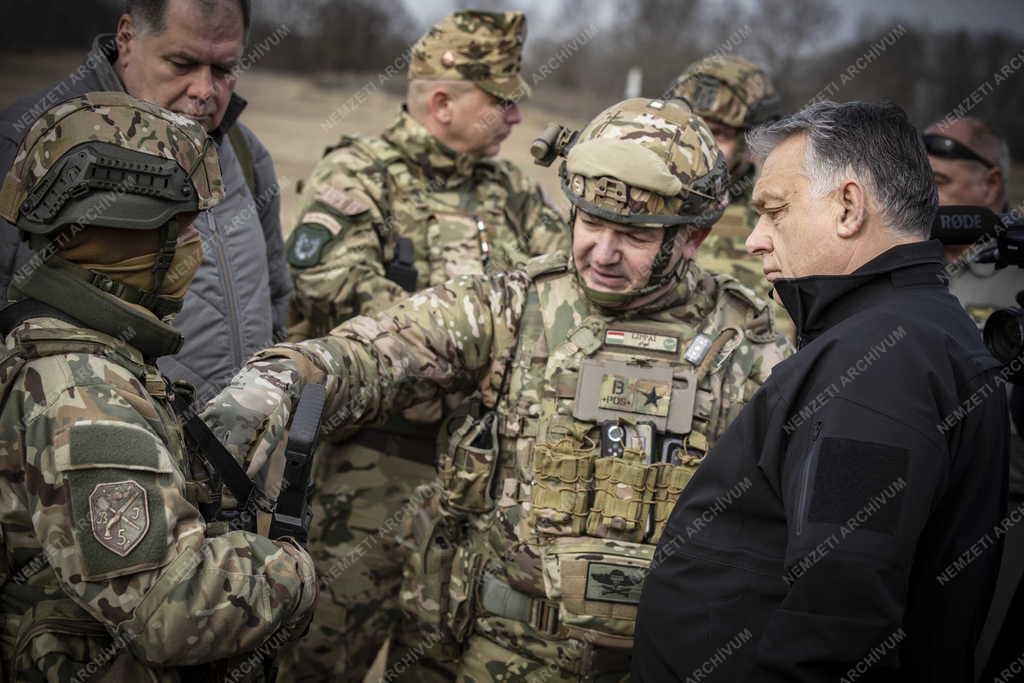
[258,269,532,442]
[16,354,315,666]
[287,144,406,332]
[495,160,570,258]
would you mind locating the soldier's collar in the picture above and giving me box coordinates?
[384,108,484,184]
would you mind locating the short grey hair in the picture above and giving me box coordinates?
[747,100,938,237]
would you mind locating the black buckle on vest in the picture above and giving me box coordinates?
[88,271,126,298]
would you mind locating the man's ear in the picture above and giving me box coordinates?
[115,14,137,55]
[835,179,868,239]
[429,88,454,125]
[982,167,1004,208]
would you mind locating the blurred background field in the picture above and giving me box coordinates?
[2,0,1023,232]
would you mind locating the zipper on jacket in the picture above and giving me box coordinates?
[794,419,823,537]
[208,212,245,373]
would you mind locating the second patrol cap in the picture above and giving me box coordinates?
[408,10,531,102]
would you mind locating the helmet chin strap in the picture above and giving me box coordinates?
[150,217,181,295]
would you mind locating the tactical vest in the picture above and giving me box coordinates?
[335,135,531,291]
[399,256,773,671]
[0,320,222,682]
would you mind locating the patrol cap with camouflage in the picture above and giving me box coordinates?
[0,91,223,235]
[409,10,530,102]
[669,55,780,130]
[563,97,728,230]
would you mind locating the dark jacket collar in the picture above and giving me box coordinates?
[773,239,947,347]
[87,34,247,142]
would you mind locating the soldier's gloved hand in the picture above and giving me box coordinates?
[275,536,319,637]
[200,357,306,474]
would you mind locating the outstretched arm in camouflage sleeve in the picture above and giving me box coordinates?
[16,358,316,667]
[286,147,407,333]
[204,269,531,468]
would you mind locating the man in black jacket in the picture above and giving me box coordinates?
[634,100,1010,682]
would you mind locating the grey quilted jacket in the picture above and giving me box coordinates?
[0,35,293,402]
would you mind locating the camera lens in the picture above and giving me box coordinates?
[984,307,1024,382]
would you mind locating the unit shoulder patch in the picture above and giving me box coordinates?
[287,223,335,268]
[89,480,149,556]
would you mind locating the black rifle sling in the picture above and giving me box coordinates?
[180,410,274,517]
[269,384,326,542]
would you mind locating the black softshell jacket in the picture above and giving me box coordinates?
[634,240,1009,682]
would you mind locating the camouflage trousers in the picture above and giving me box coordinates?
[379,620,631,682]
[275,438,434,682]
[459,636,631,683]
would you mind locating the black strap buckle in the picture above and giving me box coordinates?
[88,271,124,297]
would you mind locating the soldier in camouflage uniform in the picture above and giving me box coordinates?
[0,93,316,682]
[205,97,791,681]
[279,10,569,682]
[667,55,794,338]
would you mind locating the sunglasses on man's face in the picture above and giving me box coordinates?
[922,134,995,169]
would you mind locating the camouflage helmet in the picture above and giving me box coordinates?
[0,91,223,235]
[669,55,780,130]
[558,98,729,310]
[562,97,728,229]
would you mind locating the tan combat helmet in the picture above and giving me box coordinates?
[533,97,729,309]
[668,55,780,130]
[0,92,222,352]
[0,91,222,234]
[409,10,530,102]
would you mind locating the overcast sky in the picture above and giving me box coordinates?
[846,0,1024,37]
[403,0,1024,40]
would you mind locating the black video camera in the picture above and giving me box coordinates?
[931,205,1024,267]
[931,205,1024,382]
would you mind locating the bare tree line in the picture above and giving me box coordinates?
[2,0,1021,157]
